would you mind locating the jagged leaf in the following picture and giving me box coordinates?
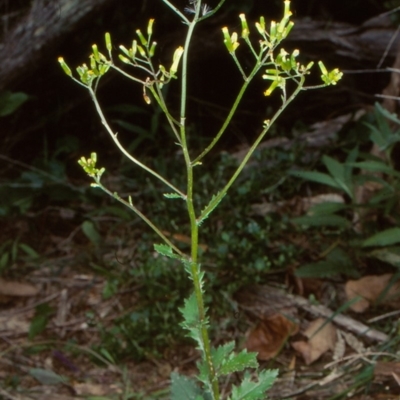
[154,244,182,260]
[197,192,225,226]
[212,341,235,370]
[164,193,184,199]
[219,349,258,376]
[179,293,205,350]
[228,369,278,400]
[170,372,204,400]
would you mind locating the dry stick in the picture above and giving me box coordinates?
[288,293,388,342]
[239,286,388,342]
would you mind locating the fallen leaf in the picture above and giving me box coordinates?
[73,382,121,396]
[0,314,31,334]
[245,314,298,360]
[0,278,38,296]
[345,274,400,313]
[374,362,400,377]
[292,318,337,365]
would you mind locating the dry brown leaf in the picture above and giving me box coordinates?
[0,314,31,334]
[73,382,121,396]
[345,274,400,313]
[374,362,400,377]
[245,314,298,360]
[292,318,337,365]
[0,278,38,296]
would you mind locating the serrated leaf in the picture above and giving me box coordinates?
[179,293,204,351]
[170,372,204,400]
[29,368,67,385]
[198,192,225,226]
[164,193,183,199]
[179,293,199,326]
[220,349,258,376]
[154,244,182,260]
[212,341,235,370]
[228,369,278,400]
[363,228,400,247]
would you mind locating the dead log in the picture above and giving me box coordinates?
[287,13,400,63]
[0,0,114,90]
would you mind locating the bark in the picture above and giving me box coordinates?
[287,14,400,63]
[0,0,114,90]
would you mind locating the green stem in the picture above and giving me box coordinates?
[94,180,186,258]
[198,76,306,222]
[193,59,262,164]
[161,0,190,24]
[88,87,186,199]
[198,0,228,22]
[180,4,220,398]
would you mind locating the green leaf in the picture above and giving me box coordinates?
[170,372,204,400]
[365,122,387,149]
[212,341,235,370]
[308,202,346,216]
[19,243,40,259]
[228,369,278,400]
[295,260,357,278]
[0,91,29,117]
[289,170,338,188]
[296,248,357,278]
[179,293,205,351]
[375,101,400,126]
[363,228,400,247]
[81,220,102,247]
[99,348,116,364]
[29,304,53,340]
[29,368,67,385]
[154,243,182,260]
[179,293,200,327]
[292,215,350,228]
[322,155,353,199]
[219,349,258,376]
[350,161,400,177]
[198,192,225,226]
[369,247,400,268]
[0,252,9,270]
[164,193,184,199]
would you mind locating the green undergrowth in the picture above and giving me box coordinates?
[82,102,400,365]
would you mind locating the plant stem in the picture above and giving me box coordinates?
[193,59,262,164]
[180,5,220,398]
[88,87,186,199]
[198,76,306,222]
[94,181,186,258]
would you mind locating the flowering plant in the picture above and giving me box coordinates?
[59,1,341,398]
